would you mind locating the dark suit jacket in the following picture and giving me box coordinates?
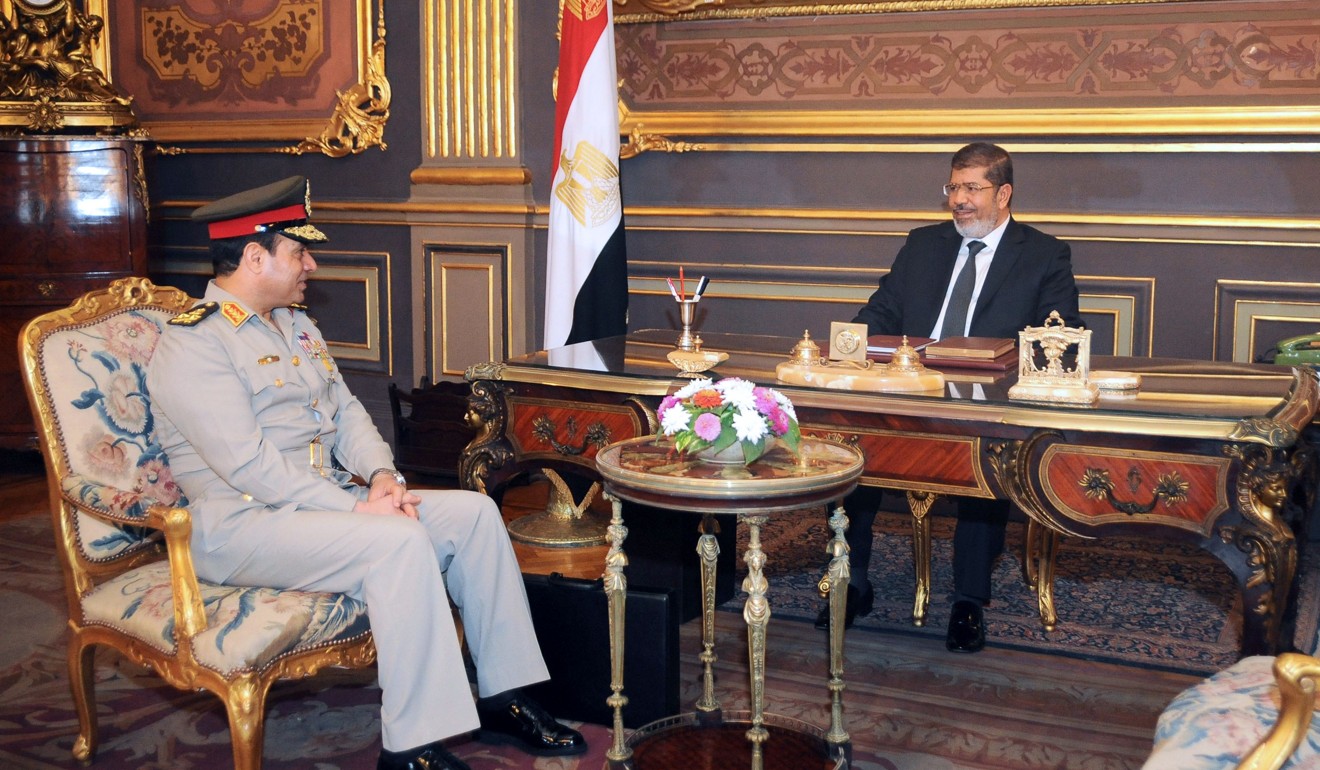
[853,218,1083,338]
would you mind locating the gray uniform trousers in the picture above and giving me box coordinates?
[191,488,549,751]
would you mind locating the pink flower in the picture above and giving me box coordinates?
[82,432,129,476]
[136,458,183,505]
[104,372,148,434]
[769,407,791,436]
[658,395,678,416]
[693,412,723,442]
[102,315,161,367]
[753,388,778,415]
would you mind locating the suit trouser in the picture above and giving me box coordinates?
[843,488,1008,604]
[192,489,549,751]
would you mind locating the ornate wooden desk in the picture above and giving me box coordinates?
[462,330,1319,657]
[595,436,863,770]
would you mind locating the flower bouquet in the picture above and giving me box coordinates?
[657,377,801,465]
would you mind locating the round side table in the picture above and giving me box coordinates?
[594,436,864,770]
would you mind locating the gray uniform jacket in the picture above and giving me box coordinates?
[148,281,392,558]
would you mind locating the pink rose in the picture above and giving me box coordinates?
[82,433,129,476]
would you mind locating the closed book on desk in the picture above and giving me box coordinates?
[522,572,679,728]
[925,336,1016,360]
[926,348,1018,372]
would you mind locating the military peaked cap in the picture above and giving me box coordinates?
[190,175,328,244]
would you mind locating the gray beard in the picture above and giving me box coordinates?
[954,214,996,239]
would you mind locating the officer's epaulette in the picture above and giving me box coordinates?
[289,303,309,311]
[168,302,219,326]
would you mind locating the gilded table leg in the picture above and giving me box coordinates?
[696,513,722,721]
[1034,526,1059,631]
[823,501,852,759]
[602,492,633,766]
[742,513,771,770]
[906,491,939,627]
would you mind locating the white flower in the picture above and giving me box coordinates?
[660,404,692,435]
[774,390,798,421]
[672,378,712,400]
[718,378,756,411]
[731,407,769,442]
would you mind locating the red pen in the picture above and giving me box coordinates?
[679,266,686,299]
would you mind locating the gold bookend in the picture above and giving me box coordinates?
[1008,310,1099,405]
[505,468,610,547]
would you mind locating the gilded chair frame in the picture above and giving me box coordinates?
[18,277,377,770]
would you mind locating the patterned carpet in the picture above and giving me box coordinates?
[727,508,1320,675]
[1,497,1312,769]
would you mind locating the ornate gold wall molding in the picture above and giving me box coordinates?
[421,0,518,161]
[613,1,1320,138]
[613,0,1198,23]
[139,0,389,155]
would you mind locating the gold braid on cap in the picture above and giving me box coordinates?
[282,224,327,242]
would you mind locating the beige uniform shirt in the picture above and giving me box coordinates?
[148,281,395,551]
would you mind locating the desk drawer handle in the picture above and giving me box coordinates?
[1079,468,1189,514]
[38,280,58,297]
[531,415,610,456]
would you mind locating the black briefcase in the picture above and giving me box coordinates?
[522,572,680,729]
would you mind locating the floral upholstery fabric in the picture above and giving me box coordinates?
[81,561,371,676]
[1143,655,1320,770]
[36,308,186,561]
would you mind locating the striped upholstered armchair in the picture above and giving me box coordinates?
[1143,653,1320,770]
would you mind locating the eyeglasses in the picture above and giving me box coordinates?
[942,182,999,197]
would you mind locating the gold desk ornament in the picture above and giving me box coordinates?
[828,321,868,362]
[0,0,137,132]
[776,331,944,392]
[667,341,728,378]
[1007,310,1100,405]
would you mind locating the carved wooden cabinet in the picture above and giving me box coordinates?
[1,135,148,449]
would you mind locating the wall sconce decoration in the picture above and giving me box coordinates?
[0,0,135,132]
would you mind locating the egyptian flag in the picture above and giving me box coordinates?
[544,0,628,350]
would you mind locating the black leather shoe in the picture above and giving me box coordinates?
[476,692,587,756]
[945,599,986,653]
[814,581,874,630]
[377,741,472,770]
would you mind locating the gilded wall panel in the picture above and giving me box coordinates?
[612,0,1320,136]
[1215,280,1320,363]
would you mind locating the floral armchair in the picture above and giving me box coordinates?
[1143,653,1320,770]
[18,277,376,770]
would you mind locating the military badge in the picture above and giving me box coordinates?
[168,302,219,326]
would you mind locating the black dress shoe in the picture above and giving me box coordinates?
[377,741,472,770]
[476,691,587,756]
[813,581,874,630]
[945,599,986,653]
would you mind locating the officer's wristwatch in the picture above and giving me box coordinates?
[369,468,406,487]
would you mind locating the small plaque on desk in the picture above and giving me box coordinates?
[829,322,869,362]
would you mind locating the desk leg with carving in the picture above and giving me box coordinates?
[906,491,939,627]
[824,500,852,761]
[695,513,722,722]
[602,492,632,767]
[1033,525,1059,631]
[742,513,770,770]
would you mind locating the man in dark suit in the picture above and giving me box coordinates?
[820,142,1084,653]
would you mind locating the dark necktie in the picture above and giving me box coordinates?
[938,240,987,339]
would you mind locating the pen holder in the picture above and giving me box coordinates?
[676,299,699,352]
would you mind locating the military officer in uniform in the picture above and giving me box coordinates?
[147,176,584,770]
